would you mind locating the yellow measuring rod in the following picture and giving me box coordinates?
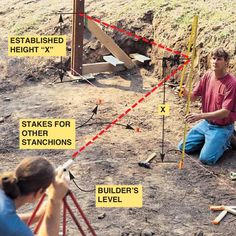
[178,15,198,97]
[179,15,199,169]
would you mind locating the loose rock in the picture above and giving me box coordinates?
[98,213,106,219]
[3,97,11,102]
[212,25,222,31]
[141,228,154,236]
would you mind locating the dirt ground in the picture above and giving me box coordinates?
[1,70,236,235]
[1,0,236,235]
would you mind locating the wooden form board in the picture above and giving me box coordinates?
[86,19,135,70]
[82,62,125,75]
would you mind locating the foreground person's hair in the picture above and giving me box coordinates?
[0,157,55,199]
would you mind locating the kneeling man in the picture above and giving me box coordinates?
[178,48,236,165]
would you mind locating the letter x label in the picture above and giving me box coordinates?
[158,104,170,116]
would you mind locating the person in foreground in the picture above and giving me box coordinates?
[178,47,236,165]
[0,157,68,236]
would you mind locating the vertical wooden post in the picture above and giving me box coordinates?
[71,0,84,75]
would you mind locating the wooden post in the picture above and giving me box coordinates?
[71,0,84,75]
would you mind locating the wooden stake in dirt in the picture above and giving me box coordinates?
[178,15,199,169]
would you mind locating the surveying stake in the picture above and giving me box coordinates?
[178,15,199,169]
[160,56,168,162]
[141,53,186,166]
[156,54,186,162]
[59,14,65,83]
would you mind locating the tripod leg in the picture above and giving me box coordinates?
[34,212,45,234]
[27,193,46,226]
[68,191,97,236]
[63,198,86,236]
[63,200,67,236]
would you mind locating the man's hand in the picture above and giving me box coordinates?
[174,86,187,97]
[174,86,198,102]
[179,86,188,97]
[185,113,202,123]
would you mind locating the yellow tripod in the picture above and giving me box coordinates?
[178,15,199,169]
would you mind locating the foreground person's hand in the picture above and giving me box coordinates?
[46,169,69,201]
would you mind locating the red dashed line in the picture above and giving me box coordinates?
[99,130,105,136]
[112,119,118,124]
[145,91,151,98]
[132,103,138,109]
[118,113,125,119]
[166,48,173,52]
[158,80,164,87]
[125,108,131,114]
[126,32,133,36]
[72,152,78,158]
[102,22,109,27]
[138,97,145,103]
[134,35,141,40]
[182,54,189,59]
[150,41,157,46]
[71,61,190,160]
[94,19,101,24]
[79,146,85,152]
[151,87,157,93]
[170,70,177,76]
[105,124,112,130]
[110,25,116,29]
[92,136,99,141]
[164,75,171,82]
[86,15,93,20]
[118,29,126,33]
[173,50,181,55]
[69,14,192,160]
[142,38,149,43]
[86,141,92,147]
[81,14,188,58]
[158,44,165,49]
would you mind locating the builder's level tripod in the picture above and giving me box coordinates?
[27,190,97,236]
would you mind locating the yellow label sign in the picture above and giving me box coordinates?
[8,36,66,57]
[158,104,170,116]
[96,185,142,208]
[19,119,75,149]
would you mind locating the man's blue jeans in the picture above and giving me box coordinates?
[178,120,234,165]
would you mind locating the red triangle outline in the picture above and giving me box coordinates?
[71,14,191,160]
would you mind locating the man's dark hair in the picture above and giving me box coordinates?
[211,47,230,61]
